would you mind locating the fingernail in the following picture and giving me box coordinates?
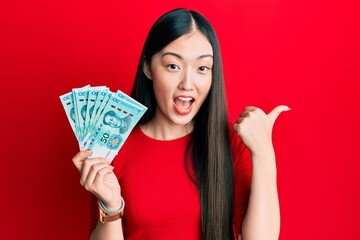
[85,150,92,154]
[284,106,291,111]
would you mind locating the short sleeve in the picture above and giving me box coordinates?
[229,127,252,239]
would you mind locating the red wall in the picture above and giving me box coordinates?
[1,0,359,239]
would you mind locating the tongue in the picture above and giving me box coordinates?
[174,98,191,110]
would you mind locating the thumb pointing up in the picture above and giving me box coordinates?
[233,105,291,154]
[268,105,291,127]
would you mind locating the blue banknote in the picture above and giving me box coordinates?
[84,86,108,136]
[82,92,147,162]
[59,92,77,139]
[60,85,147,162]
[72,87,90,141]
[60,85,89,142]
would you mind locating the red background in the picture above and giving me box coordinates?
[1,0,359,239]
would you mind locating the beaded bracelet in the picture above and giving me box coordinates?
[98,198,125,216]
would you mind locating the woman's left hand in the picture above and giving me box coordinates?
[233,105,290,158]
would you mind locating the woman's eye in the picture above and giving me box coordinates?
[166,64,180,70]
[199,66,210,72]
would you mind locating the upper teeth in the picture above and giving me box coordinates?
[178,97,192,101]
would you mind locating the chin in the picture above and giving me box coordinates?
[173,118,193,126]
[172,113,197,126]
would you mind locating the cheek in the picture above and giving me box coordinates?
[152,79,173,103]
[198,77,212,96]
[151,72,165,95]
[152,72,178,99]
[153,80,168,98]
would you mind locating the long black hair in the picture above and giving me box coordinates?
[131,8,234,240]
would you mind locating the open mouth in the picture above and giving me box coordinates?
[173,96,195,114]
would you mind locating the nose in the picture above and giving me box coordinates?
[178,69,194,91]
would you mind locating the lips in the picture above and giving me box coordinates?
[173,96,195,115]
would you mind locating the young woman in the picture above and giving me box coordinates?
[72,8,288,240]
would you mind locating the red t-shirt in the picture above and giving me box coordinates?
[90,125,252,239]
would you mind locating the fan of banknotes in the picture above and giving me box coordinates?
[60,85,147,162]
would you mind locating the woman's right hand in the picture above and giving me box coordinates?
[72,150,122,210]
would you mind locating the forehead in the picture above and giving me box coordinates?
[160,30,213,58]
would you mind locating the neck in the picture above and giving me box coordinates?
[140,117,193,141]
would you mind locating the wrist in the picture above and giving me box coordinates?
[103,196,122,211]
[99,197,125,215]
[250,147,275,162]
[250,147,277,174]
[98,197,125,224]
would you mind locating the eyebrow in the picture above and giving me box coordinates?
[161,52,213,60]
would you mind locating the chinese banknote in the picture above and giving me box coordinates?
[60,85,147,162]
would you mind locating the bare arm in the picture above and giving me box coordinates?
[234,105,289,240]
[72,150,125,240]
[90,220,124,240]
[241,148,280,240]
